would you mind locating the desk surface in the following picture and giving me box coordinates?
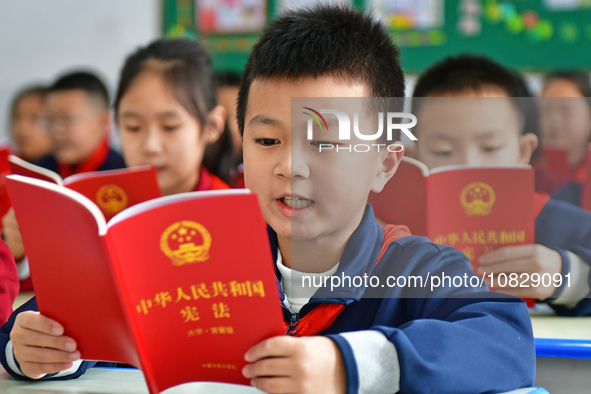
[0,367,546,394]
[0,367,264,393]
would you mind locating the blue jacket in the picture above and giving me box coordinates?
[273,205,535,393]
[550,181,583,207]
[536,197,591,315]
[1,206,536,392]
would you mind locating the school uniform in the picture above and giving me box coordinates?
[535,194,591,315]
[0,205,536,392]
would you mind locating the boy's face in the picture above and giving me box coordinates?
[243,76,400,244]
[415,92,537,169]
[44,89,109,165]
[11,93,52,161]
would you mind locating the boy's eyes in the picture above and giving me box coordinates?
[482,145,503,153]
[310,141,338,148]
[432,150,452,157]
[255,138,280,146]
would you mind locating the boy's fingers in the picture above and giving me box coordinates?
[250,376,293,394]
[476,259,531,275]
[15,312,65,336]
[243,357,291,379]
[15,329,77,352]
[20,361,74,379]
[479,245,534,265]
[15,346,80,364]
[245,336,295,362]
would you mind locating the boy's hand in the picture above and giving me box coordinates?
[478,244,562,300]
[10,311,80,379]
[243,336,346,394]
[2,208,25,260]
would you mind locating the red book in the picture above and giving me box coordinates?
[538,146,571,180]
[0,148,12,229]
[8,155,161,220]
[583,155,591,211]
[6,175,284,393]
[369,157,536,269]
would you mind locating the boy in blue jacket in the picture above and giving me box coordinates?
[411,54,591,316]
[1,5,535,393]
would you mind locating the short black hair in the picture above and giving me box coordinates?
[413,54,526,98]
[48,71,110,109]
[10,85,46,118]
[412,54,530,134]
[236,4,405,137]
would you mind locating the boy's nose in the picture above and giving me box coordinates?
[274,150,310,179]
[463,149,485,167]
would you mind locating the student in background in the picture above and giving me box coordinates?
[538,70,591,205]
[1,37,230,382]
[2,72,126,291]
[8,86,52,162]
[412,54,591,315]
[202,71,244,187]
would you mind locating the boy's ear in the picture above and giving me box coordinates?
[203,105,227,144]
[371,143,404,193]
[97,109,111,137]
[518,132,539,165]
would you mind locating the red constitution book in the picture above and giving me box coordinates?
[0,148,12,228]
[6,175,284,394]
[369,157,536,270]
[8,155,161,220]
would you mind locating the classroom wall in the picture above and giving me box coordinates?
[0,0,161,144]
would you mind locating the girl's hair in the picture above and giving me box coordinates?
[114,38,233,183]
[114,38,217,124]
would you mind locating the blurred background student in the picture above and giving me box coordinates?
[8,86,52,162]
[538,71,591,206]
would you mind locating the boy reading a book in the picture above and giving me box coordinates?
[0,6,536,393]
[411,54,591,315]
[2,71,126,291]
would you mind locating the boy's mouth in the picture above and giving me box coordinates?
[281,196,314,209]
[277,196,315,217]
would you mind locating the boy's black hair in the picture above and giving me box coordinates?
[413,54,525,98]
[544,70,591,105]
[412,54,530,135]
[10,85,46,118]
[236,4,405,137]
[48,71,110,109]
[113,38,217,128]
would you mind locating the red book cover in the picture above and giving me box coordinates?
[0,148,12,229]
[6,175,284,393]
[538,146,571,180]
[8,156,161,220]
[369,157,536,268]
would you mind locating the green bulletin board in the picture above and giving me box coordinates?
[163,0,591,74]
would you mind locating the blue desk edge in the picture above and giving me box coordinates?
[535,337,591,359]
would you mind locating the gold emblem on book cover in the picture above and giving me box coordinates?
[96,184,128,215]
[460,182,496,216]
[160,221,211,265]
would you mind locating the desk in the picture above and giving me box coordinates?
[0,367,264,393]
[530,313,591,393]
[0,367,546,394]
[13,291,34,310]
